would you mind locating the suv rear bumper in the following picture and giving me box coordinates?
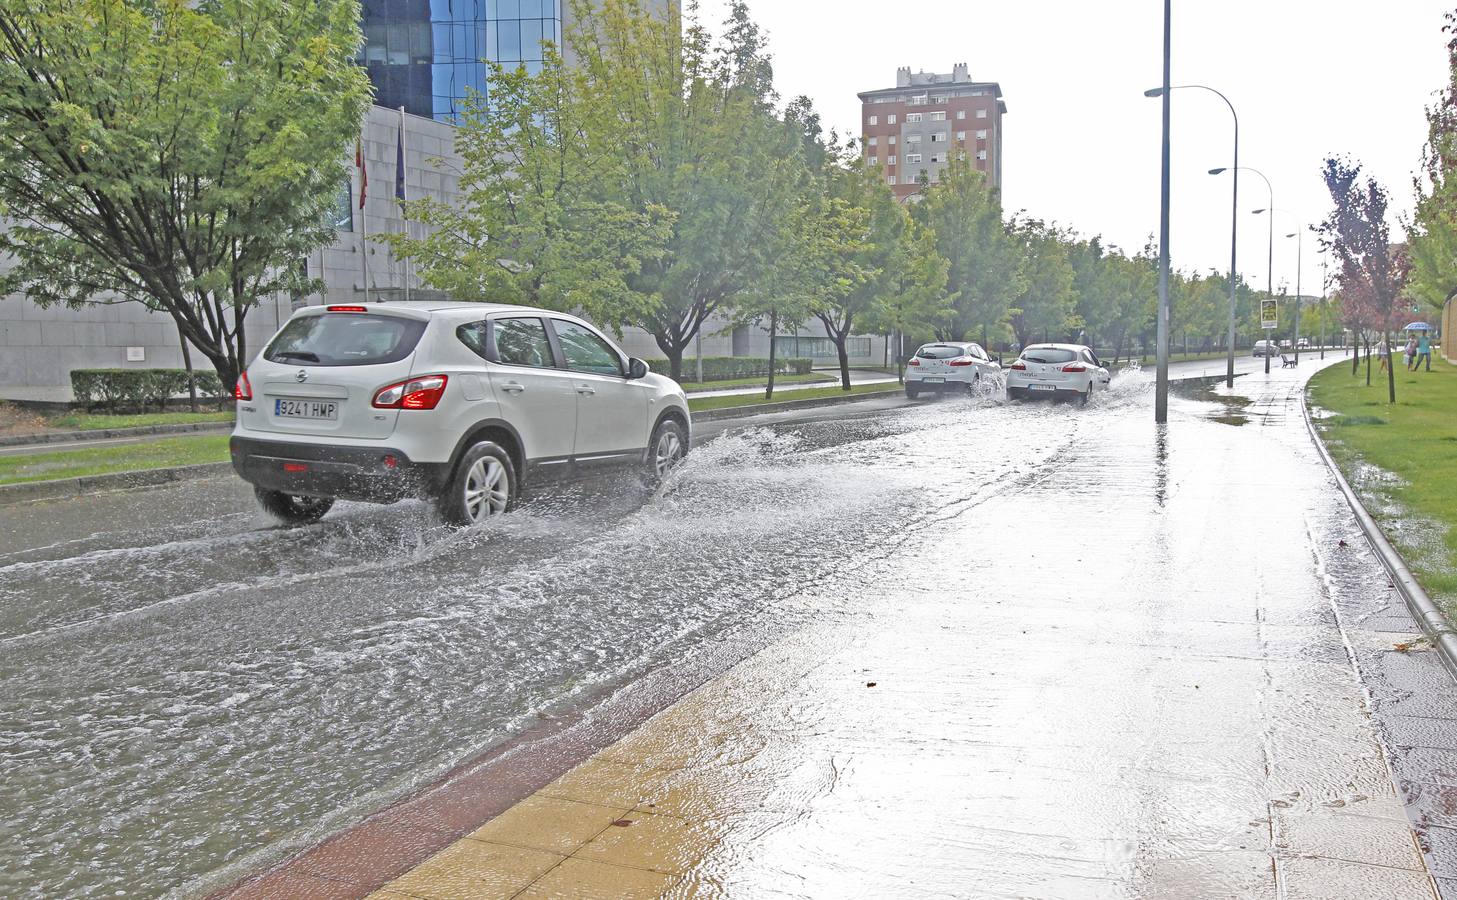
[230,436,451,503]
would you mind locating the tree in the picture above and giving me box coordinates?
[866,221,950,383]
[911,160,1022,345]
[1006,217,1076,347]
[808,162,884,390]
[567,0,802,379]
[1319,157,1410,401]
[0,0,371,392]
[379,47,670,327]
[1410,10,1457,312]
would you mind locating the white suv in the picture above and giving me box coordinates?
[230,302,691,525]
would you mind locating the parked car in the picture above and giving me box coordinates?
[904,342,1000,398]
[230,302,691,526]
[1297,338,1311,349]
[1005,343,1110,404]
[1253,340,1280,357]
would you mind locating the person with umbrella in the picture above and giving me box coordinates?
[1411,322,1433,372]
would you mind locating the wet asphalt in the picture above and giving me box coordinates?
[2,353,1454,897]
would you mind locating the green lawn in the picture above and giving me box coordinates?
[0,435,231,485]
[675,371,836,393]
[47,410,234,431]
[1308,357,1457,613]
[688,382,898,413]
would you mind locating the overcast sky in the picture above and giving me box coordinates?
[697,0,1454,299]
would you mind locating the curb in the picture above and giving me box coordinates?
[0,461,233,506]
[0,420,233,448]
[1301,390,1457,683]
[692,388,903,421]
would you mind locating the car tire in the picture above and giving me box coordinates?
[437,440,516,526]
[255,487,334,525]
[1080,382,1093,406]
[644,417,687,486]
[905,385,920,399]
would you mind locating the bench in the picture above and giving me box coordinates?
[1280,353,1297,368]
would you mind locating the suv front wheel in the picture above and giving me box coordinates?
[645,418,687,486]
[438,440,517,526]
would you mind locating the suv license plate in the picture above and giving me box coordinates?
[275,399,339,420]
[1029,384,1056,391]
[923,377,945,384]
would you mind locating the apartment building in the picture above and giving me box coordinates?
[858,64,1006,201]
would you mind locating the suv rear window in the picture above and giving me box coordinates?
[915,345,965,360]
[264,313,426,367]
[1021,348,1076,364]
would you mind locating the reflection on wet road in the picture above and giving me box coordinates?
[0,360,1438,896]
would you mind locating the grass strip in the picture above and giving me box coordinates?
[0,435,231,485]
[688,381,899,413]
[47,411,234,431]
[1308,357,1457,612]
[675,371,836,392]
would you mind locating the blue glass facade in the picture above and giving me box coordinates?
[359,0,561,121]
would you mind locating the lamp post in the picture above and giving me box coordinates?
[1152,0,1173,424]
[1213,166,1274,372]
[1319,254,1328,359]
[1146,84,1239,389]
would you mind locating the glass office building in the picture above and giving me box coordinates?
[359,0,561,121]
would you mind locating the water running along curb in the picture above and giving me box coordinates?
[1301,390,1457,683]
[0,462,234,506]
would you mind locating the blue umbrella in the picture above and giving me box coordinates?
[1405,322,1432,331]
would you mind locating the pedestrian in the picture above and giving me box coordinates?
[1417,332,1433,371]
[1378,338,1389,372]
[1405,335,1418,371]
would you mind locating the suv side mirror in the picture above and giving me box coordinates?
[627,357,649,380]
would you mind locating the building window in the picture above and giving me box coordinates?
[888,136,896,145]
[930,154,942,163]
[887,155,896,166]
[976,109,988,118]
[905,133,921,144]
[888,175,897,185]
[956,130,966,141]
[931,132,946,142]
[930,111,946,121]
[868,156,878,166]
[906,112,923,123]
[977,129,987,139]
[906,153,922,164]
[931,95,948,104]
[977,150,987,160]
[869,115,878,125]
[867,136,877,147]
[775,335,872,360]
[887,114,897,124]
[956,110,966,120]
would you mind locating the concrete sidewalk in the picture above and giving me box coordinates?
[221,357,1457,899]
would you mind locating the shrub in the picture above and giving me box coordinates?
[661,356,814,383]
[71,369,229,412]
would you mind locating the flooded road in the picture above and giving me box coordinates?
[0,358,1433,897]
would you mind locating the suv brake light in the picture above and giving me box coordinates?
[1062,364,1087,373]
[327,305,368,313]
[234,371,253,401]
[373,374,448,410]
[1009,362,1027,370]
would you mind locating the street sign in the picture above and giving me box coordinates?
[1260,299,1278,330]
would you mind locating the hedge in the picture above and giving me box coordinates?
[663,356,813,382]
[71,369,227,412]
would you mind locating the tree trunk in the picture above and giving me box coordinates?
[1385,329,1397,403]
[1365,339,1372,385]
[765,310,778,401]
[1352,333,1360,375]
[179,330,199,413]
[837,337,851,391]
[895,329,904,384]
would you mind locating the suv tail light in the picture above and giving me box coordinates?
[1062,364,1087,373]
[373,374,448,410]
[1009,362,1027,370]
[949,358,975,367]
[234,371,253,401]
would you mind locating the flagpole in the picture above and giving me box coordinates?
[399,106,411,303]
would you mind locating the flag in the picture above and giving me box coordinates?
[395,107,407,203]
[355,138,368,209]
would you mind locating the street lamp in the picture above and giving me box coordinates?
[1148,84,1239,389]
[1213,166,1274,373]
[1148,0,1173,424]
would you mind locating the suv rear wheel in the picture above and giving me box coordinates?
[438,440,516,526]
[255,487,334,525]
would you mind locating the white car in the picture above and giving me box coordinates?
[904,342,1001,398]
[230,302,691,525]
[1005,343,1110,404]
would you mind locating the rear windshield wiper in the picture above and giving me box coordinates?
[274,350,320,362]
